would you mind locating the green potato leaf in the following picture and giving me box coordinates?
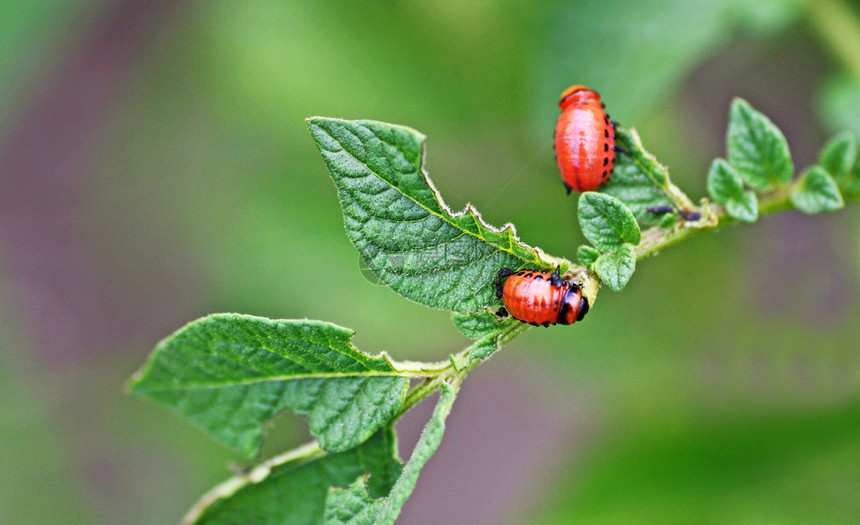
[727,98,794,191]
[325,382,458,525]
[307,117,553,313]
[819,131,857,182]
[791,166,844,214]
[578,192,641,253]
[325,477,383,525]
[451,310,513,364]
[128,314,410,456]
[451,310,507,340]
[577,245,601,267]
[726,191,759,223]
[593,244,637,291]
[706,158,744,203]
[184,428,401,525]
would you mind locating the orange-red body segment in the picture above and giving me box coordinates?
[555,86,615,192]
[500,270,587,326]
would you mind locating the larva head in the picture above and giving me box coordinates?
[559,85,600,110]
[558,285,589,325]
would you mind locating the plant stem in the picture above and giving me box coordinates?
[494,318,531,348]
[393,318,531,420]
[635,184,794,261]
[397,375,448,417]
[390,358,457,376]
[395,180,846,426]
[182,440,325,524]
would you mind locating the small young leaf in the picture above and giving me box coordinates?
[307,117,552,314]
[727,98,794,191]
[600,129,675,226]
[372,382,457,525]
[593,244,636,291]
[791,166,845,214]
[128,314,410,456]
[184,428,401,525]
[725,191,759,223]
[706,158,744,203]
[819,131,857,181]
[451,310,506,340]
[451,310,511,363]
[577,245,601,267]
[578,192,641,253]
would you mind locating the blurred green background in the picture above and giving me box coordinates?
[1,0,859,523]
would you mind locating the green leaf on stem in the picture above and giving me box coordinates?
[325,382,458,525]
[451,310,512,363]
[706,158,744,203]
[578,192,641,253]
[128,314,410,456]
[791,166,844,214]
[600,129,676,226]
[819,131,857,182]
[577,245,601,267]
[727,98,794,191]
[307,117,552,314]
[726,191,759,223]
[594,244,637,291]
[184,428,401,525]
[451,310,506,340]
[707,157,759,222]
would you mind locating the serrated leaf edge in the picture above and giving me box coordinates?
[307,117,555,270]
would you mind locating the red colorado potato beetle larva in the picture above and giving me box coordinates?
[494,268,589,326]
[554,85,618,193]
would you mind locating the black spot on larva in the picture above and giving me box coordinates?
[524,273,533,278]
[603,170,608,178]
[603,158,608,166]
[604,143,608,151]
[604,129,609,138]
[533,274,544,281]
